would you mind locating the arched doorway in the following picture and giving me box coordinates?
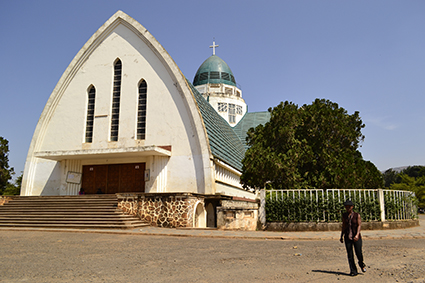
[206,203,216,228]
[194,202,206,228]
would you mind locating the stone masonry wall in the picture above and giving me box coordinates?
[217,199,259,231]
[117,193,203,228]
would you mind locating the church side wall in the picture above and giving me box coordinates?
[213,161,255,199]
[215,182,256,199]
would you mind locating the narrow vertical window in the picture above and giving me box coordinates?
[111,59,122,141]
[85,86,96,143]
[218,102,228,112]
[137,80,147,139]
[229,103,236,123]
[236,105,243,115]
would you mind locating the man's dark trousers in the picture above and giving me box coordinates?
[344,237,365,274]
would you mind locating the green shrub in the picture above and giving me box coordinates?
[265,190,382,222]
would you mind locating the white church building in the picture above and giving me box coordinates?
[20,11,270,228]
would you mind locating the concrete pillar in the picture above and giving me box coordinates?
[259,189,266,227]
[378,189,386,221]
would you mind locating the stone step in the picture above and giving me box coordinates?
[0,215,140,222]
[0,210,125,216]
[10,194,117,200]
[0,213,136,219]
[0,208,120,213]
[0,219,144,224]
[9,196,118,200]
[0,195,148,230]
[9,197,117,200]
[0,222,149,229]
[6,198,118,202]
[0,203,118,210]
[5,197,117,201]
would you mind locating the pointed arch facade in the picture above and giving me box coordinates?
[21,11,214,196]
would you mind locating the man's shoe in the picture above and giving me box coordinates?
[350,272,358,276]
[361,266,366,272]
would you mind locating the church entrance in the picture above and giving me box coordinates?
[81,163,145,194]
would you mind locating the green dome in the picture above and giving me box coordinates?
[193,55,236,87]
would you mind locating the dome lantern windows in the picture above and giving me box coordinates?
[218,103,228,112]
[199,72,208,81]
[229,104,236,124]
[210,71,220,80]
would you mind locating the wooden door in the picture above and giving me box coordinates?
[81,163,145,194]
[120,163,135,193]
[81,165,96,194]
[107,164,120,194]
[134,163,145,193]
[95,165,108,194]
[81,165,108,194]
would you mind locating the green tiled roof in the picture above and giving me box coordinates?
[233,111,271,150]
[187,80,246,171]
[193,55,236,87]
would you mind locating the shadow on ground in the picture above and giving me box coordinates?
[311,270,357,276]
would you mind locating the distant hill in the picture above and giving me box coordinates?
[382,165,424,173]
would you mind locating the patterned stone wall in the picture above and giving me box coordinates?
[217,199,259,231]
[117,193,203,228]
[117,195,138,215]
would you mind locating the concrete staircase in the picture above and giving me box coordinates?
[0,195,149,229]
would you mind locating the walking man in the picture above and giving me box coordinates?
[340,199,367,276]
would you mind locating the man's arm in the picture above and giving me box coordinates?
[354,213,361,242]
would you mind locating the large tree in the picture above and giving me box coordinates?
[0,137,14,195]
[241,99,383,190]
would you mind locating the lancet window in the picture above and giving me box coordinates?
[137,79,147,139]
[85,86,96,143]
[110,59,122,141]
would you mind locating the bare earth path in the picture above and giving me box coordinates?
[0,230,424,282]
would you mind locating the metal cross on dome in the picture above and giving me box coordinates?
[210,39,219,55]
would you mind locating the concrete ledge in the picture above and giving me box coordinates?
[266,219,419,232]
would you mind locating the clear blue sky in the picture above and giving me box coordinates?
[1,0,424,177]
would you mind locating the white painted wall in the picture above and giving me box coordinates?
[215,182,256,200]
[194,83,247,125]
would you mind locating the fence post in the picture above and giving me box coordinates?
[259,189,266,227]
[378,189,386,221]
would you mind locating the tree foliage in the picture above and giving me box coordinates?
[3,173,22,196]
[385,166,425,208]
[383,166,425,187]
[0,137,14,195]
[241,99,383,190]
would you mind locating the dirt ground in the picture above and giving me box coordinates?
[0,230,424,282]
